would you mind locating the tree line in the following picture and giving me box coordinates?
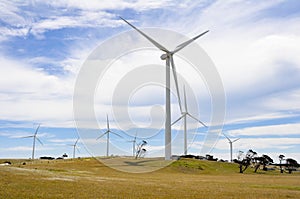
[233,149,299,174]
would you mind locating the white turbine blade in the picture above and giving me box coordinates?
[119,17,169,52]
[183,85,188,112]
[20,135,34,138]
[34,124,41,136]
[171,115,185,126]
[96,131,108,140]
[75,138,79,145]
[36,137,43,145]
[187,113,207,127]
[172,30,209,54]
[76,146,80,153]
[110,131,124,139]
[222,133,231,142]
[106,114,110,130]
[170,56,183,113]
[134,131,137,142]
[232,138,240,143]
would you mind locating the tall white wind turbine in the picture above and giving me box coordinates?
[21,124,43,160]
[69,138,80,159]
[128,131,138,157]
[96,115,123,157]
[223,132,240,162]
[120,17,209,160]
[172,86,207,155]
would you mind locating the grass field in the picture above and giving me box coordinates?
[1,158,299,198]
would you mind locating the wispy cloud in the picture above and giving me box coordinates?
[215,137,300,151]
[229,123,300,137]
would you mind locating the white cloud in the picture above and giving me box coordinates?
[226,112,297,125]
[46,0,175,11]
[0,146,54,152]
[1,146,33,151]
[214,137,300,151]
[228,123,300,137]
[0,55,74,126]
[30,11,119,37]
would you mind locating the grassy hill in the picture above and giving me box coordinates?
[1,158,300,198]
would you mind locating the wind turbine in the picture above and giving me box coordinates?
[128,131,138,157]
[172,86,207,155]
[96,115,123,157]
[21,124,43,160]
[69,138,80,159]
[223,132,240,162]
[120,17,209,160]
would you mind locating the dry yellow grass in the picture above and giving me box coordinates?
[0,158,299,198]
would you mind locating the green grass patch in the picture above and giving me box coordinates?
[168,158,239,174]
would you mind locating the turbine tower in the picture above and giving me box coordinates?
[172,86,207,155]
[21,124,43,160]
[96,115,123,157]
[69,138,80,159]
[223,132,240,162]
[128,131,137,157]
[120,17,209,160]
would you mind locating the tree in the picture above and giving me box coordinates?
[286,158,299,174]
[234,149,257,173]
[279,154,285,173]
[253,154,273,172]
[135,140,147,159]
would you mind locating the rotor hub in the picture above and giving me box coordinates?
[160,53,168,60]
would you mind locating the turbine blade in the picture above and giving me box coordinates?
[171,115,185,126]
[75,138,79,145]
[106,114,110,130]
[183,85,188,112]
[34,124,41,136]
[36,137,43,145]
[222,133,231,142]
[76,146,80,153]
[232,138,240,143]
[119,17,169,52]
[170,56,182,113]
[96,132,107,140]
[172,30,209,54]
[110,131,124,139]
[134,131,137,142]
[20,135,34,138]
[187,113,207,127]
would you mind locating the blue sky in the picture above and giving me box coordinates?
[0,0,300,162]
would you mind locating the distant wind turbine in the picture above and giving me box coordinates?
[120,17,209,160]
[223,132,240,162]
[128,131,138,157]
[69,138,80,159]
[96,115,123,157]
[21,124,43,160]
[172,86,207,155]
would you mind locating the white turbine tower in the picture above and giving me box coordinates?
[21,124,43,160]
[120,17,209,160]
[128,131,138,157]
[172,86,207,155]
[96,115,123,157]
[223,132,240,162]
[69,138,80,159]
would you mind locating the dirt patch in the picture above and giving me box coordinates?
[45,177,75,182]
